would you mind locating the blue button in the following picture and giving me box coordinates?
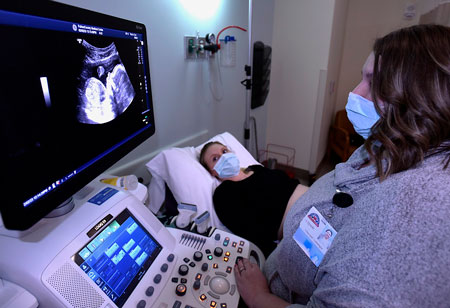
[161,263,169,272]
[154,274,162,284]
[146,286,154,296]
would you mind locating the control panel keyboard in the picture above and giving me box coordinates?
[145,227,264,308]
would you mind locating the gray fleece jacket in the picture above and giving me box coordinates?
[264,146,450,307]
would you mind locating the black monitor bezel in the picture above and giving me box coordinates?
[0,1,156,230]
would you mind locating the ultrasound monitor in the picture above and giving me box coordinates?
[0,1,155,230]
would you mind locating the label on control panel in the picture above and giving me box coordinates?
[88,187,119,205]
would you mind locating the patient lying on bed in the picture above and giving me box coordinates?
[199,141,308,256]
[146,132,308,257]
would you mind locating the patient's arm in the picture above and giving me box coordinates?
[277,184,309,240]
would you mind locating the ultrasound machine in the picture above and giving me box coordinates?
[0,2,264,308]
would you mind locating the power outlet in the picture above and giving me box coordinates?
[184,35,207,60]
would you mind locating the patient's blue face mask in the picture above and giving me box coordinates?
[345,92,380,139]
[214,152,240,178]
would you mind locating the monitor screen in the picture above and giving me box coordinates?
[72,209,162,307]
[0,1,156,230]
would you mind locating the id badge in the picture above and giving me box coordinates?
[293,206,337,266]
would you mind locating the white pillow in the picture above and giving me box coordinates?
[146,132,260,229]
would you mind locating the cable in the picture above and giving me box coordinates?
[216,25,247,46]
[208,54,223,101]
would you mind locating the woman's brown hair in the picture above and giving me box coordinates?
[367,24,450,180]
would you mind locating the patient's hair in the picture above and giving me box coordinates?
[199,141,225,172]
[367,24,450,180]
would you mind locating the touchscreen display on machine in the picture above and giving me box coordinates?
[73,209,162,307]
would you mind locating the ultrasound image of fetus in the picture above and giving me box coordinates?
[77,40,135,124]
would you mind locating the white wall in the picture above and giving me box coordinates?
[55,0,274,182]
[266,0,336,172]
[417,0,450,15]
[335,0,419,112]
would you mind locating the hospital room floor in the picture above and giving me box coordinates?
[292,153,340,186]
[315,153,340,179]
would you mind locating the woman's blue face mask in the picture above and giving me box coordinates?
[213,152,240,178]
[345,92,380,139]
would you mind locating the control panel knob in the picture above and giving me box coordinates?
[193,280,201,290]
[193,251,203,262]
[201,263,208,272]
[214,247,223,257]
[178,264,189,276]
[175,284,187,296]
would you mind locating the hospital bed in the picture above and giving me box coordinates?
[146,132,261,232]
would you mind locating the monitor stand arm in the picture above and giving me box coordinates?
[45,197,75,218]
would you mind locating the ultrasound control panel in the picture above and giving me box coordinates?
[145,227,264,308]
[19,190,266,308]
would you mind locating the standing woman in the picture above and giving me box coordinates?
[234,24,450,308]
